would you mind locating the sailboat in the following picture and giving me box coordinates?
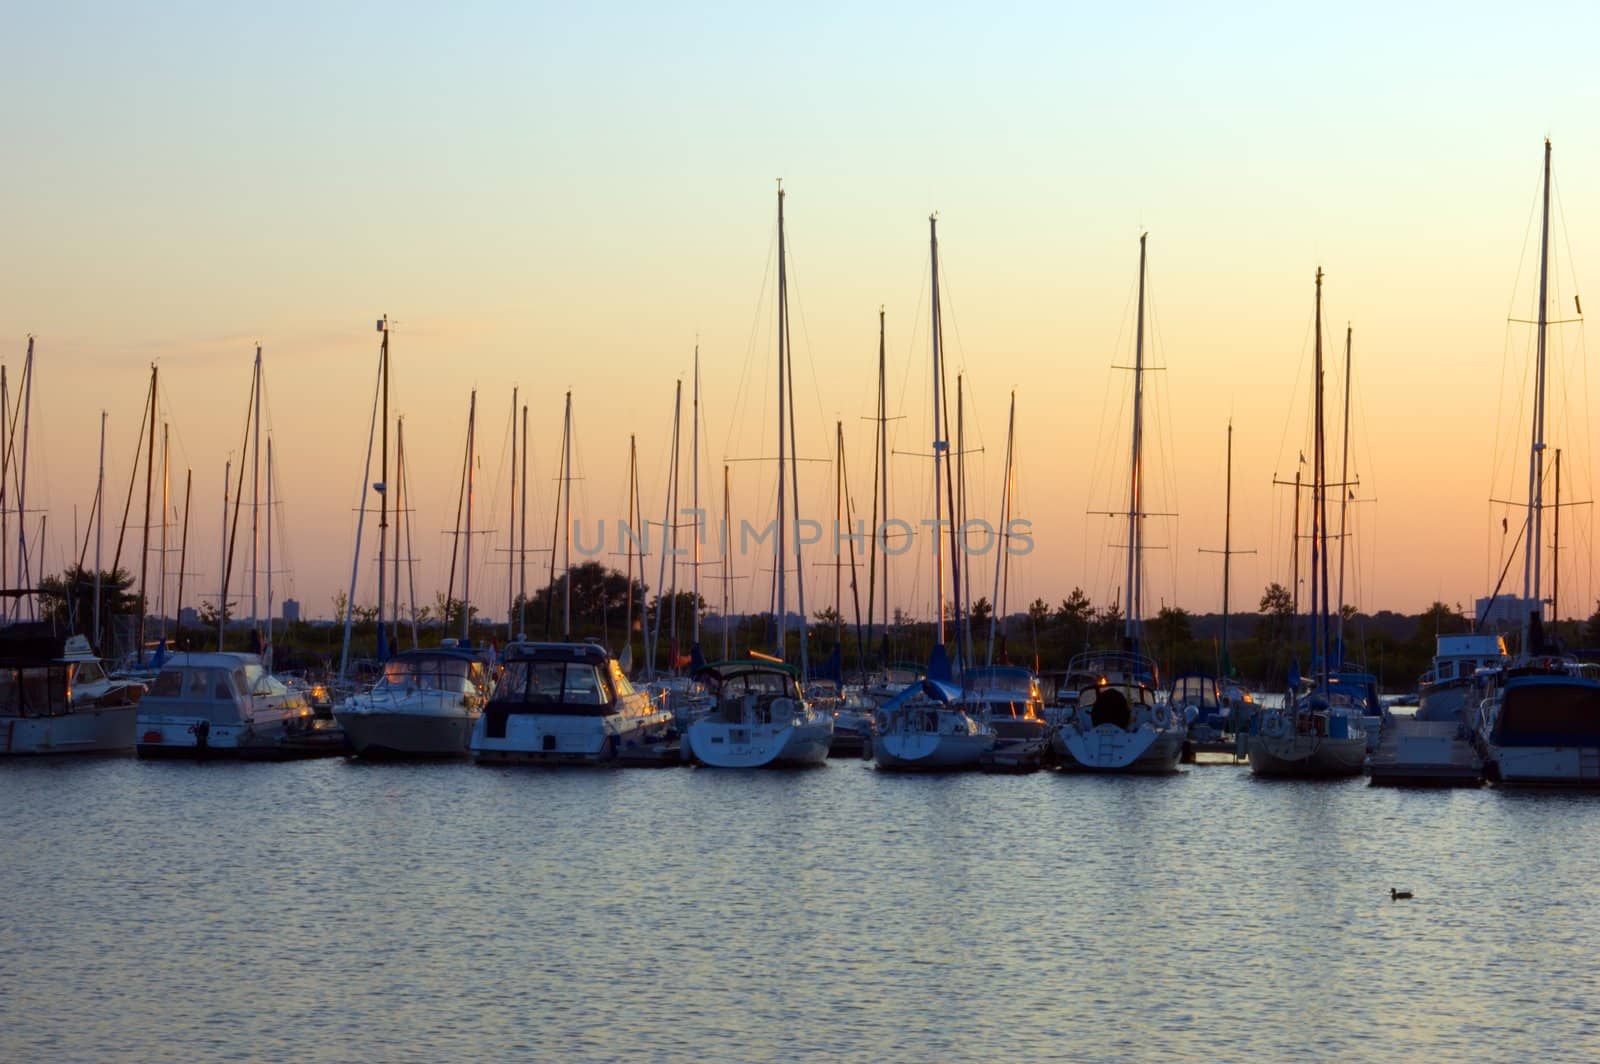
[1477,140,1600,785]
[685,183,833,768]
[1248,269,1368,777]
[874,213,996,771]
[1052,234,1186,773]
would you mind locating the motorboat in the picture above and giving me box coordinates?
[135,651,334,759]
[471,642,673,764]
[0,626,145,756]
[336,644,494,758]
[958,665,1049,745]
[1417,633,1508,724]
[684,660,832,768]
[1052,651,1186,773]
[1477,657,1600,785]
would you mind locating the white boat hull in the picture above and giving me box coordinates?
[1053,723,1185,773]
[1,706,138,756]
[1248,733,1367,777]
[873,729,994,771]
[687,715,832,768]
[471,709,674,764]
[1488,744,1600,785]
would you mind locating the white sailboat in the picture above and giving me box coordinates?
[874,213,995,771]
[685,182,832,767]
[1052,234,1186,773]
[1249,268,1367,777]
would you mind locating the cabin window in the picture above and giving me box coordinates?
[150,670,184,698]
[187,670,214,700]
[1438,662,1455,681]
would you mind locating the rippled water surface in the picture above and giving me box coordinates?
[3,756,1598,1061]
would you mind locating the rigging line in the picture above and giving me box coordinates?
[778,231,833,449]
[723,221,779,461]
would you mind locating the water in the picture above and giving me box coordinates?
[2,757,1598,1062]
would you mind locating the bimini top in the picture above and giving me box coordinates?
[1066,650,1159,689]
[0,622,69,669]
[693,660,801,681]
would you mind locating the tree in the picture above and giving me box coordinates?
[38,566,142,652]
[1586,600,1600,647]
[1027,598,1051,627]
[970,596,993,632]
[1056,587,1093,649]
[1094,601,1124,643]
[1259,582,1293,617]
[330,590,349,625]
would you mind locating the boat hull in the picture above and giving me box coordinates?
[1052,724,1185,773]
[1248,733,1366,777]
[873,729,994,771]
[135,716,341,760]
[1,705,139,756]
[470,709,674,765]
[337,710,477,759]
[687,716,832,768]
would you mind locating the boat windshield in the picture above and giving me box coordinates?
[72,660,108,685]
[709,670,800,700]
[379,657,479,694]
[500,661,612,706]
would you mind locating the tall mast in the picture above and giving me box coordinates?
[17,341,34,613]
[624,434,637,658]
[1223,421,1234,671]
[1125,234,1148,648]
[339,321,386,678]
[390,415,402,651]
[136,363,156,659]
[562,390,573,639]
[722,463,732,661]
[463,389,476,641]
[647,385,680,674]
[174,468,191,650]
[249,345,261,637]
[692,346,701,649]
[1336,324,1353,664]
[376,320,388,656]
[988,391,1016,666]
[1312,267,1328,686]
[519,403,529,639]
[217,460,229,649]
[507,387,517,644]
[265,434,274,664]
[1523,138,1553,652]
[94,411,106,647]
[159,421,170,642]
[929,214,947,649]
[775,183,790,658]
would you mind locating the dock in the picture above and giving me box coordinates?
[1367,718,1483,787]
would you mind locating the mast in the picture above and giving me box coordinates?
[94,411,105,648]
[463,389,476,641]
[376,320,389,659]
[562,390,573,639]
[174,469,191,651]
[17,341,34,615]
[988,391,1017,666]
[1336,324,1353,665]
[339,322,385,678]
[249,345,261,638]
[507,387,517,644]
[1223,421,1234,672]
[722,464,732,661]
[1312,267,1328,687]
[1523,138,1553,653]
[775,183,790,659]
[159,422,170,643]
[647,384,680,675]
[265,435,274,665]
[1125,234,1148,648]
[519,403,529,639]
[390,415,402,651]
[692,346,701,650]
[217,460,229,649]
[136,363,156,660]
[624,434,637,659]
[930,214,947,650]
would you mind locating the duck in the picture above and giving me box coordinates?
[1390,888,1413,900]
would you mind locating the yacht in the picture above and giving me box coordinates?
[1477,657,1600,785]
[336,644,494,758]
[135,652,328,759]
[958,665,1049,745]
[1417,633,1508,724]
[0,627,145,756]
[471,642,673,764]
[684,661,832,768]
[873,678,996,771]
[1052,651,1186,773]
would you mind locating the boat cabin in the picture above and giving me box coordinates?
[694,661,804,725]
[483,643,641,736]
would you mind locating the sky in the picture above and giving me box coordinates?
[3,2,1600,626]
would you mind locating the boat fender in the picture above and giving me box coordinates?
[1154,705,1172,730]
[873,710,889,735]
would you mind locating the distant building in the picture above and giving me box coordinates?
[178,606,200,630]
[1476,594,1535,630]
[282,598,301,624]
